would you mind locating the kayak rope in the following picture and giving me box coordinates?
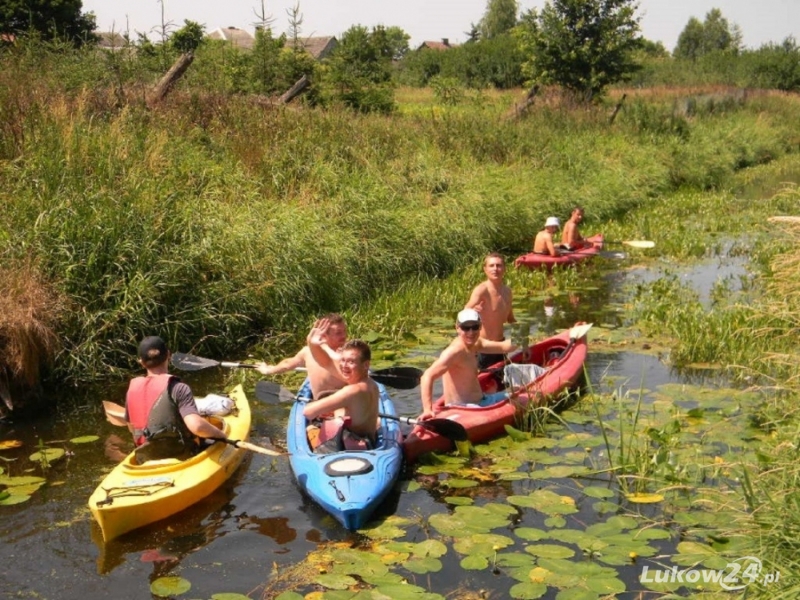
[328,480,345,502]
[96,480,174,507]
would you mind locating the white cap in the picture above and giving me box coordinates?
[457,308,481,325]
[545,216,560,228]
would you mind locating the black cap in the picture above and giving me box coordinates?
[138,336,169,367]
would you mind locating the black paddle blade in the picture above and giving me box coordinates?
[420,418,468,442]
[171,352,219,371]
[370,366,424,390]
[254,380,297,404]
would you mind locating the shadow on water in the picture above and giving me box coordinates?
[0,243,767,599]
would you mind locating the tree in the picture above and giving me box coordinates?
[674,9,742,60]
[517,0,641,101]
[371,25,410,61]
[169,20,204,53]
[0,0,96,44]
[324,25,395,113]
[479,0,518,40]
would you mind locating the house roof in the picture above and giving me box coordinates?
[207,27,255,50]
[285,36,337,59]
[96,31,127,49]
[418,40,455,51]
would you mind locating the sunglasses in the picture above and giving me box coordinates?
[459,323,480,332]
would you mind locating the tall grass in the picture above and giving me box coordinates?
[2,42,800,386]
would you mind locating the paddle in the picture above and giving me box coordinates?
[101,401,282,456]
[171,352,423,390]
[171,353,258,371]
[768,216,800,224]
[480,322,593,375]
[604,240,655,249]
[253,381,468,442]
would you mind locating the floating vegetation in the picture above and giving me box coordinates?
[150,576,191,597]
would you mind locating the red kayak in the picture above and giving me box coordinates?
[403,324,589,463]
[514,234,604,270]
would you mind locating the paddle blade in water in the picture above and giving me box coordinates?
[424,418,468,442]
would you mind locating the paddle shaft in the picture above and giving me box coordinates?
[102,401,282,456]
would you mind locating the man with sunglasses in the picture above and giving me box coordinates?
[465,253,517,371]
[417,309,523,421]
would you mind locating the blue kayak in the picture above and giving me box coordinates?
[287,380,404,531]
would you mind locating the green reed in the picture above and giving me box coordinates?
[3,43,800,384]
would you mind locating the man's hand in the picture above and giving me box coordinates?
[307,318,330,347]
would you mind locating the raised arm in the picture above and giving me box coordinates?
[256,347,306,376]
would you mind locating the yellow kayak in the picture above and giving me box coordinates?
[89,384,251,542]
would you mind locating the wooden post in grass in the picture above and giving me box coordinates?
[278,74,310,104]
[505,85,539,120]
[146,52,194,108]
[609,93,627,124]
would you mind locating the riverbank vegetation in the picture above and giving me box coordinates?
[1,37,800,398]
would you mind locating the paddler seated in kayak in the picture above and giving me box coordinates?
[302,318,380,449]
[559,206,590,251]
[255,313,348,400]
[532,217,563,256]
[417,309,528,421]
[126,336,229,463]
[465,253,517,371]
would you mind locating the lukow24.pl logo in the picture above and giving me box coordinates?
[640,556,779,591]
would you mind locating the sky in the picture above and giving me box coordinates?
[81,0,799,53]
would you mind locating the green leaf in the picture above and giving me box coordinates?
[509,582,548,599]
[314,573,357,589]
[69,435,100,444]
[150,576,191,597]
[460,554,489,570]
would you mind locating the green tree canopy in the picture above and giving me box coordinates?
[674,8,742,60]
[517,0,641,101]
[324,25,395,113]
[479,0,518,40]
[169,20,205,53]
[0,0,96,44]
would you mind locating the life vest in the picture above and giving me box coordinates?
[126,374,196,461]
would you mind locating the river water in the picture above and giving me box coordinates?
[8,164,791,600]
[0,249,752,600]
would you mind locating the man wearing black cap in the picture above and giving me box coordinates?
[125,336,228,462]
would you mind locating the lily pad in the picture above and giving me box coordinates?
[625,492,664,504]
[150,576,191,597]
[509,582,548,599]
[508,489,578,516]
[212,594,253,600]
[314,573,357,589]
[29,448,65,464]
[69,435,100,444]
[525,544,575,559]
[0,493,31,505]
[460,554,488,570]
[582,486,616,499]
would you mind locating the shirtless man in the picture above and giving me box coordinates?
[561,207,588,250]
[465,253,517,371]
[303,319,380,444]
[418,309,522,420]
[532,217,562,257]
[256,313,348,400]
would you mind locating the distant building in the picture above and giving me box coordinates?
[207,26,255,50]
[284,36,338,60]
[96,31,128,51]
[417,38,455,51]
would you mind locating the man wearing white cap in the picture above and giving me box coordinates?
[532,216,562,257]
[417,308,524,420]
